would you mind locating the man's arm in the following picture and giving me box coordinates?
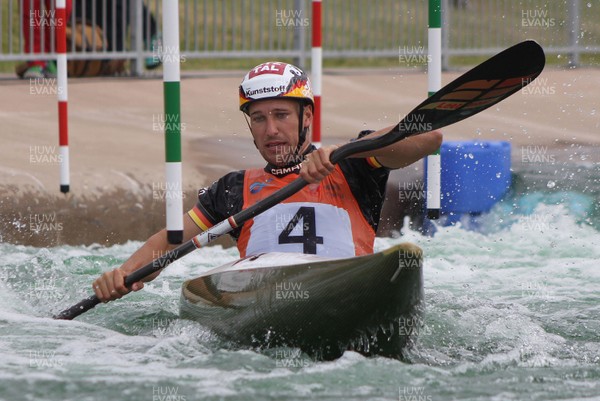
[92,214,202,302]
[354,128,443,169]
[300,129,443,183]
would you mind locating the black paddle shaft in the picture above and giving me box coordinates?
[54,40,545,320]
[54,241,197,320]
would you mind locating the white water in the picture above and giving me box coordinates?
[1,200,599,400]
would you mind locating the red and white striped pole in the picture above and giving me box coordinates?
[311,0,322,148]
[56,0,69,193]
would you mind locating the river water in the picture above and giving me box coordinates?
[1,165,599,401]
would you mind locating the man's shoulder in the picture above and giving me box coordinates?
[216,169,246,186]
[199,170,245,197]
[222,169,246,181]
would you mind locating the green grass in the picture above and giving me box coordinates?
[446,1,600,50]
[2,0,599,76]
[179,56,411,71]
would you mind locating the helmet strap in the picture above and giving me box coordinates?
[242,113,259,149]
[295,103,307,156]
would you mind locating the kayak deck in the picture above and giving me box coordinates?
[180,243,424,360]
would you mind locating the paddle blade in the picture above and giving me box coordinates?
[406,40,545,133]
[331,40,545,162]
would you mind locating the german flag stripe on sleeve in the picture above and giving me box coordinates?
[366,156,383,169]
[187,205,213,231]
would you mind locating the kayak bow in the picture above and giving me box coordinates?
[180,243,424,360]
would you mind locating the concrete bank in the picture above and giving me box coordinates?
[1,67,598,247]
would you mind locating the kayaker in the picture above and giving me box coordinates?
[92,61,442,302]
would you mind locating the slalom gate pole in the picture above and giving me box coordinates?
[311,0,322,148]
[56,0,69,193]
[162,0,184,244]
[426,0,442,219]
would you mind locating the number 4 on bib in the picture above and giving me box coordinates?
[278,206,324,254]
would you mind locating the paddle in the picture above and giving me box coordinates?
[54,40,545,320]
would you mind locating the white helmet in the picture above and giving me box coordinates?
[239,61,314,114]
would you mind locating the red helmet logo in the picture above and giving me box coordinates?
[248,62,286,79]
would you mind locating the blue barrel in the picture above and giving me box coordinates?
[427,141,511,215]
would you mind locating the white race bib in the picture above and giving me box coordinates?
[246,202,354,258]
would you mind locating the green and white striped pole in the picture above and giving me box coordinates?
[163,0,183,244]
[426,0,442,219]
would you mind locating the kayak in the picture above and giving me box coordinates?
[179,243,424,360]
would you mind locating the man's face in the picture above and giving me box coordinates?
[247,99,312,166]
